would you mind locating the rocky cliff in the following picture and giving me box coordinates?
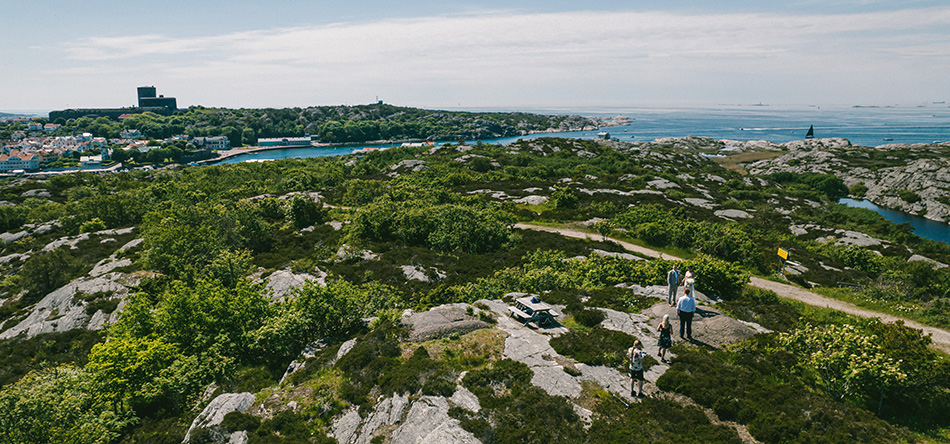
[747,140,950,223]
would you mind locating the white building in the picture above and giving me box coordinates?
[193,136,230,150]
[0,150,39,171]
[258,137,312,147]
[80,155,102,168]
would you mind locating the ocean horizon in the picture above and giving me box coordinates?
[6,102,949,149]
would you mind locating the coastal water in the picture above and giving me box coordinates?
[474,103,950,148]
[216,103,950,164]
[838,198,950,245]
[215,143,391,164]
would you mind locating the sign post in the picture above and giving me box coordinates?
[777,248,789,276]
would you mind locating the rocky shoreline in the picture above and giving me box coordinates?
[746,138,950,223]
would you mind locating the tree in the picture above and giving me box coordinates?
[0,366,134,444]
[592,219,614,241]
[241,127,257,146]
[20,249,79,303]
[86,336,180,411]
[286,195,327,229]
[551,185,578,209]
[253,280,377,361]
[206,248,253,288]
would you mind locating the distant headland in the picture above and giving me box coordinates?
[48,86,178,121]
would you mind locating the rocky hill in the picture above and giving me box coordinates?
[747,139,950,223]
[0,136,947,444]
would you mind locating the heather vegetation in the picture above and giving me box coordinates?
[0,134,948,443]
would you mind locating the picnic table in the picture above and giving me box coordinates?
[508,296,558,327]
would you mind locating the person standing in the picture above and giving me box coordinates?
[666,264,680,306]
[656,314,673,363]
[656,315,673,362]
[628,339,646,397]
[677,288,696,340]
[683,265,696,298]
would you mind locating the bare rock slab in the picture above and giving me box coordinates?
[184,392,255,443]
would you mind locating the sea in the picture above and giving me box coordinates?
[212,103,950,164]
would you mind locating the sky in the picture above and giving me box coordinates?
[3,1,950,112]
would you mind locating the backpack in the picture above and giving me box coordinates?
[629,347,644,371]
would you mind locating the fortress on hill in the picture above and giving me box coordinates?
[48,86,178,121]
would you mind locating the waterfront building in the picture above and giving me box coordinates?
[0,150,39,171]
[258,137,313,147]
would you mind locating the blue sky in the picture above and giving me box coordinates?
[3,1,949,111]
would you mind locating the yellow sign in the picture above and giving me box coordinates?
[777,248,789,260]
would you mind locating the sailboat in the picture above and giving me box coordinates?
[805,125,815,139]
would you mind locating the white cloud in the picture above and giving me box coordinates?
[48,7,950,107]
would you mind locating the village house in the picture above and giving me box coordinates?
[80,155,102,168]
[121,128,143,139]
[0,150,40,171]
[193,136,230,151]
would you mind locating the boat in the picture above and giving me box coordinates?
[883,137,893,141]
[805,125,815,139]
[597,132,610,140]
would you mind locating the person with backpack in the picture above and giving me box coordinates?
[628,339,646,397]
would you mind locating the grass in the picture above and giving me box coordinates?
[813,287,950,330]
[712,150,785,175]
[409,327,507,371]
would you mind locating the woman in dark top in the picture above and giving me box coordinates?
[656,314,672,363]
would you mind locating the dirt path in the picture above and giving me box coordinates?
[516,223,950,354]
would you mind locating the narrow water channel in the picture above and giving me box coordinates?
[838,198,950,245]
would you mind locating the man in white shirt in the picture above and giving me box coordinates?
[676,287,696,340]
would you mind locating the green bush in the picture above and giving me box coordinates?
[78,217,107,233]
[20,248,82,304]
[849,182,868,198]
[455,359,585,443]
[572,307,605,327]
[551,185,578,209]
[718,286,800,332]
[286,195,327,229]
[349,198,514,254]
[550,327,635,369]
[589,396,743,444]
[657,343,915,444]
[685,255,749,299]
[898,190,921,203]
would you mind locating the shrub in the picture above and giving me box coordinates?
[78,217,106,233]
[349,199,514,254]
[718,287,800,332]
[849,182,869,198]
[573,307,606,327]
[550,327,635,369]
[286,195,327,229]
[551,185,578,209]
[456,359,585,443]
[589,396,743,444]
[898,190,921,203]
[658,342,915,444]
[685,255,748,299]
[20,248,81,304]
